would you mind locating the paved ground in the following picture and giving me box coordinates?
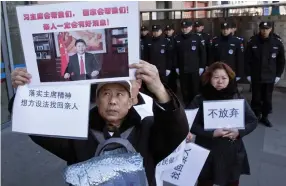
[1,85,286,186]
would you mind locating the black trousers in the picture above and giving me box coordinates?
[180,72,200,107]
[251,82,274,116]
[167,70,178,93]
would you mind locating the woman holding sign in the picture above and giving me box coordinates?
[187,62,257,186]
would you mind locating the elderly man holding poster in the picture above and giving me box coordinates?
[187,62,258,186]
[9,60,189,185]
[64,39,101,81]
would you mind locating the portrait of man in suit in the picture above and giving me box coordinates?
[64,39,101,81]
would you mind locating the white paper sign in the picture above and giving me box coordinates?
[12,85,90,138]
[156,140,186,173]
[203,99,245,130]
[155,140,186,186]
[134,92,153,120]
[162,143,210,186]
[16,1,139,86]
[155,108,199,185]
[185,108,199,129]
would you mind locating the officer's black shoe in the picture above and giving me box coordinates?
[260,117,273,128]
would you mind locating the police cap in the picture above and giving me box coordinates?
[165,24,174,31]
[181,20,192,28]
[141,26,148,31]
[259,21,272,29]
[152,25,162,31]
[221,22,231,29]
[194,20,203,27]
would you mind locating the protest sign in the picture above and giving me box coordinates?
[155,140,186,186]
[12,85,90,138]
[156,140,186,173]
[133,93,153,120]
[155,108,199,185]
[16,1,139,86]
[185,108,199,129]
[162,143,210,186]
[203,99,245,130]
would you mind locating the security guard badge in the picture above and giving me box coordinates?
[192,46,196,51]
[228,49,234,55]
[272,53,277,58]
[161,49,165,54]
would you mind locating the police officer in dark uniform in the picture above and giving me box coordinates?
[164,24,178,93]
[245,21,285,127]
[140,25,151,61]
[174,20,206,106]
[144,25,171,84]
[209,22,244,81]
[230,21,245,48]
[194,20,211,67]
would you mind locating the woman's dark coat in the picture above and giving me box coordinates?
[187,82,258,185]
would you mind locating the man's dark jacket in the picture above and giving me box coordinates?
[9,89,189,186]
[65,52,100,80]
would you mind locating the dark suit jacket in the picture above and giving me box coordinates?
[65,53,100,81]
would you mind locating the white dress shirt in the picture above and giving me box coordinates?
[77,53,86,74]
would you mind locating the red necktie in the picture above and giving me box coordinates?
[80,56,85,75]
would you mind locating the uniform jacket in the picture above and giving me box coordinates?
[245,34,285,83]
[209,35,244,77]
[10,88,189,186]
[174,32,207,73]
[165,34,177,71]
[143,35,172,75]
[195,31,211,65]
[141,34,152,60]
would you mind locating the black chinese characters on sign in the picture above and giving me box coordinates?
[170,148,192,180]
[20,89,78,110]
[208,108,239,119]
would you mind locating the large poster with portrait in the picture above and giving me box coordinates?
[16,1,139,86]
[54,30,107,57]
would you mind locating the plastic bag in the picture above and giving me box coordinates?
[64,151,148,186]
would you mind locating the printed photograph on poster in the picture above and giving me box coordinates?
[53,29,107,57]
[16,1,139,86]
[32,27,128,82]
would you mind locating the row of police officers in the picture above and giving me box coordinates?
[140,20,285,127]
